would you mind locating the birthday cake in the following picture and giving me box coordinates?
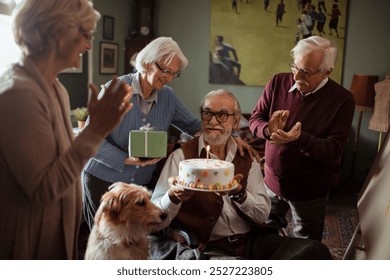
[176,158,237,191]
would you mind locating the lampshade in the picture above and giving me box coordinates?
[349,74,379,112]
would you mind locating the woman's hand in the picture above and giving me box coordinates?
[233,136,261,162]
[124,157,162,166]
[87,78,133,138]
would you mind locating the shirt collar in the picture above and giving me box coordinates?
[288,77,329,97]
[131,73,158,103]
[198,134,237,162]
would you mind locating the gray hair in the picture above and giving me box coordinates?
[201,89,241,115]
[135,37,188,73]
[290,36,338,72]
[12,0,100,55]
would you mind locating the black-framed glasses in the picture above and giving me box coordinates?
[79,28,94,43]
[155,62,181,79]
[200,110,236,123]
[289,62,320,79]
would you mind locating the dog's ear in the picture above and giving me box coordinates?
[140,185,152,196]
[101,192,123,221]
[135,195,146,206]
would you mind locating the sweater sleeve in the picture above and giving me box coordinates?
[0,86,103,206]
[249,76,274,139]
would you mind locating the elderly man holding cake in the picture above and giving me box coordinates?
[150,89,331,260]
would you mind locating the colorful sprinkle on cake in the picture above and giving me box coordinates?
[177,159,235,191]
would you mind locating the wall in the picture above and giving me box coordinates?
[60,0,132,109]
[58,55,89,109]
[93,0,133,87]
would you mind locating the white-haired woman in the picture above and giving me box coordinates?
[0,0,132,259]
[82,37,259,231]
[82,37,201,230]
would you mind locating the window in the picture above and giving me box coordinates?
[0,0,21,74]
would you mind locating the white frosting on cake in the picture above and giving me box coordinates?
[177,159,236,190]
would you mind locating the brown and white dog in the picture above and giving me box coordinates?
[84,182,168,260]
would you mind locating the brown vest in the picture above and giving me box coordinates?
[173,137,252,247]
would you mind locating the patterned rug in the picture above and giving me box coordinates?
[322,205,359,259]
[285,205,359,260]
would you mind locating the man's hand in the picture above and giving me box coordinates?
[167,177,196,204]
[270,122,301,144]
[268,110,290,135]
[268,110,289,134]
[220,174,243,196]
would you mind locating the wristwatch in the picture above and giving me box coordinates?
[229,188,246,202]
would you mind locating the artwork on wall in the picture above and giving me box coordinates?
[103,15,115,40]
[99,42,118,74]
[209,0,348,86]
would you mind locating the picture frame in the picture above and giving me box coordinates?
[99,42,118,74]
[103,15,114,40]
[209,0,349,86]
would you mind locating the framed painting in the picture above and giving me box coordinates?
[209,0,348,86]
[103,15,115,40]
[99,42,118,74]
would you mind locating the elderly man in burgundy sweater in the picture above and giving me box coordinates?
[249,36,355,241]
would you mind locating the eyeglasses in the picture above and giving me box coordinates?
[289,63,320,79]
[155,62,181,79]
[200,110,236,123]
[79,28,94,43]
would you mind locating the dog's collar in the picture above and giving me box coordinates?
[99,233,134,247]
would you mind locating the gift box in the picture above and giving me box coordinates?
[128,125,167,158]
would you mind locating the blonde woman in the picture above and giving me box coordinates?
[0,0,132,259]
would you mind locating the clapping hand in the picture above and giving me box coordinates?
[268,110,301,144]
[268,110,289,134]
[86,78,133,138]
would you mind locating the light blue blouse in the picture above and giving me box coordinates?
[84,73,201,185]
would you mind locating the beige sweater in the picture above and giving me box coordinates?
[0,56,102,259]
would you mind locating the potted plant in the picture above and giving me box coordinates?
[72,107,88,129]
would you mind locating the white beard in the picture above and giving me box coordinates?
[202,127,232,146]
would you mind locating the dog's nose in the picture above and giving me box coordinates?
[160,212,168,221]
